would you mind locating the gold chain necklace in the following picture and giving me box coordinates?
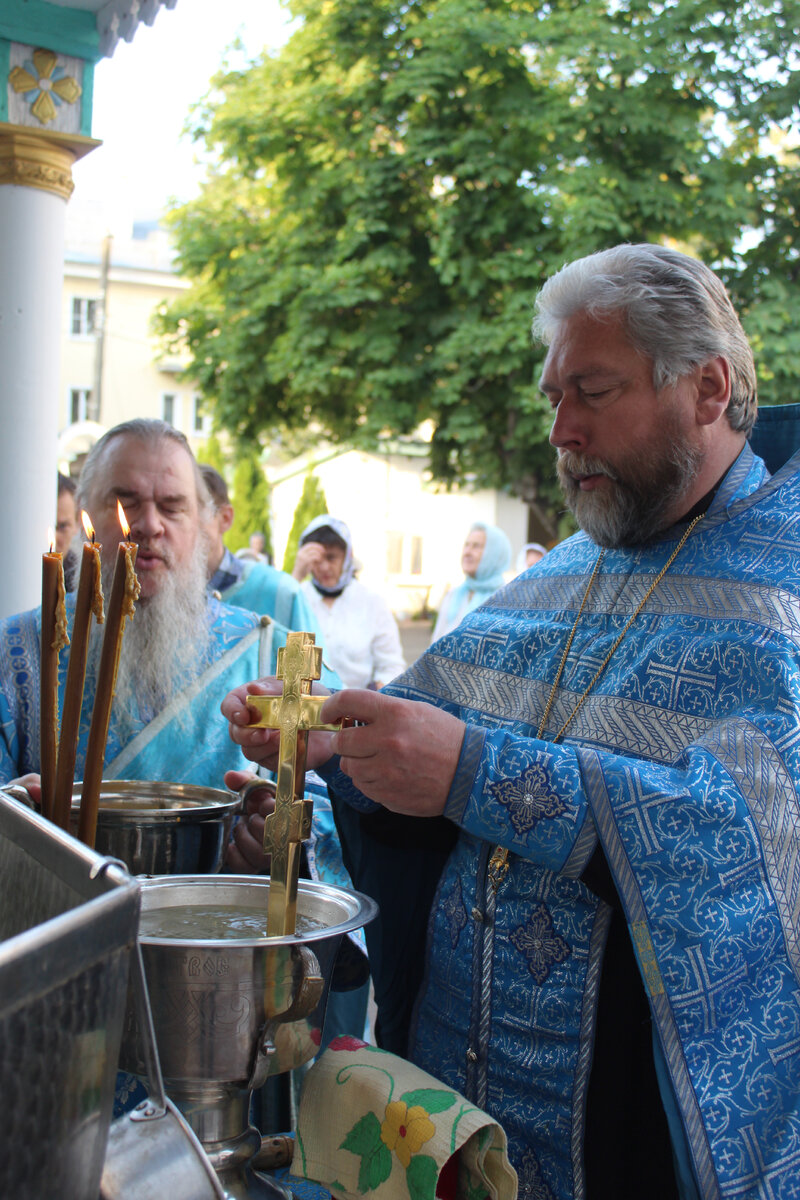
[487,513,704,893]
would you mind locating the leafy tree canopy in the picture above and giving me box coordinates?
[160,0,800,520]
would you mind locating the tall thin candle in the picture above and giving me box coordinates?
[53,513,104,831]
[40,535,69,823]
[78,503,140,848]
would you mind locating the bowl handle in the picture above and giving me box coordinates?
[248,943,324,1090]
[1,783,40,812]
[237,774,277,813]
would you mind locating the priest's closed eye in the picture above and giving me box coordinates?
[580,386,620,407]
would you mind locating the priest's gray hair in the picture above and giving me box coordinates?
[532,244,757,436]
[77,418,212,515]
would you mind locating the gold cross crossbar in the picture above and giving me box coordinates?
[246,631,340,936]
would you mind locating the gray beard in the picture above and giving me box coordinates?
[557,428,704,548]
[86,534,212,740]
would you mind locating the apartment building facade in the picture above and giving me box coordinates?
[58,224,208,475]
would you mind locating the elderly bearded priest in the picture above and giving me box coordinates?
[0,420,350,902]
[223,245,800,1200]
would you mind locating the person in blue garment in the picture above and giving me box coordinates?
[223,245,800,1199]
[430,520,512,642]
[0,419,368,1127]
[56,471,80,590]
[200,464,323,640]
[0,419,344,893]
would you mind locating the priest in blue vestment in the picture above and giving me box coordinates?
[0,418,351,897]
[224,245,800,1200]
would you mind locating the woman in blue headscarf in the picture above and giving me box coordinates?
[431,521,512,642]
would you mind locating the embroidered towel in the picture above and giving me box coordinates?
[291,1037,518,1200]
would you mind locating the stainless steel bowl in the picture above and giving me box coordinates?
[69,781,243,875]
[118,875,378,1197]
[125,875,378,1087]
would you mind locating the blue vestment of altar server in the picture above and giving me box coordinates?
[211,551,322,642]
[0,595,351,894]
[329,440,800,1200]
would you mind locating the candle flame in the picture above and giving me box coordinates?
[46,526,56,553]
[81,510,95,542]
[117,500,130,539]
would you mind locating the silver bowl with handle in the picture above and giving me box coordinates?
[120,874,378,1198]
[69,780,247,875]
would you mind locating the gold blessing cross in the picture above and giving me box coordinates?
[246,631,341,936]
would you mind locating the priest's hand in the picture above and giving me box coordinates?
[322,690,465,817]
[224,770,276,873]
[221,677,337,773]
[4,773,42,810]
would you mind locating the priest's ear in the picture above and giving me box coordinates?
[695,355,731,427]
[218,502,235,534]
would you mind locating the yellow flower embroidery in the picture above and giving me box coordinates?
[9,48,82,126]
[379,1100,435,1169]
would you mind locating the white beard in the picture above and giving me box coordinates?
[86,532,212,738]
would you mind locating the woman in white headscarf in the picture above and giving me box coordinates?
[292,515,406,689]
[515,541,548,574]
[431,521,512,642]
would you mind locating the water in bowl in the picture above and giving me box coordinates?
[139,902,325,941]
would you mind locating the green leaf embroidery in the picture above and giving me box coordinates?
[462,1165,489,1200]
[340,1111,392,1193]
[341,1112,383,1157]
[406,1154,439,1200]
[361,1141,393,1192]
[400,1088,456,1115]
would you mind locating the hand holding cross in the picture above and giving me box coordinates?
[245,631,341,936]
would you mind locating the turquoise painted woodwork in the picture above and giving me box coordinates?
[0,40,9,123]
[0,0,100,64]
[80,59,93,136]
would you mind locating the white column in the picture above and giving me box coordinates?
[0,127,99,619]
[0,183,64,618]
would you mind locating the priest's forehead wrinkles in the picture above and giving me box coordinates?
[540,364,622,390]
[112,483,191,507]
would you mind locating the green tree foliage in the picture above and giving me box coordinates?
[282,472,329,572]
[195,432,227,476]
[227,447,273,560]
[159,0,800,521]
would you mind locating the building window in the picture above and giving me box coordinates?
[162,392,177,426]
[69,387,91,424]
[386,531,403,575]
[410,535,423,575]
[387,532,424,575]
[71,297,97,337]
[192,394,208,435]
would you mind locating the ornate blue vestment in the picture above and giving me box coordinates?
[0,595,350,892]
[331,443,800,1199]
[218,557,324,643]
[0,595,267,784]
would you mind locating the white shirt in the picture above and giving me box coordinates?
[301,578,406,689]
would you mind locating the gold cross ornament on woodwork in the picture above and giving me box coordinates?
[9,49,82,126]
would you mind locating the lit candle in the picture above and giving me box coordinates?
[78,502,140,848]
[40,532,69,823]
[53,512,104,831]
